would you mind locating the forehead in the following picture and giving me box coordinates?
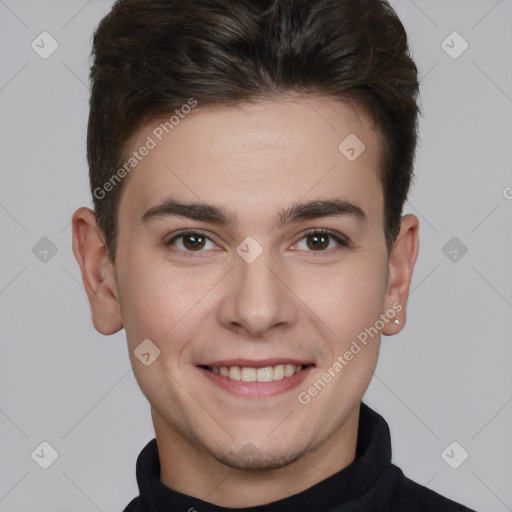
[118,96,384,229]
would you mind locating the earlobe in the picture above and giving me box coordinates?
[72,207,123,335]
[381,214,419,336]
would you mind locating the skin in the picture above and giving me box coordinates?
[72,95,419,507]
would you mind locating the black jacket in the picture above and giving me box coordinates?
[123,402,477,511]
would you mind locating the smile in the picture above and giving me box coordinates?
[197,362,315,398]
[202,364,309,382]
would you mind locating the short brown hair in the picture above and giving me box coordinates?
[87,0,420,261]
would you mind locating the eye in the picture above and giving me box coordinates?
[166,230,219,253]
[293,229,349,252]
[165,228,348,255]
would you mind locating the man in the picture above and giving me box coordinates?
[72,0,476,510]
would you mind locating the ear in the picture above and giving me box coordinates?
[72,207,123,335]
[381,214,419,336]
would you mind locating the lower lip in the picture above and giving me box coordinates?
[197,366,314,398]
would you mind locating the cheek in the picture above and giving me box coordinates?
[296,255,387,354]
[116,263,194,344]
[116,258,225,360]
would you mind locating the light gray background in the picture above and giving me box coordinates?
[1,0,511,511]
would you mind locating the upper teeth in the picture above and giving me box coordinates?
[208,364,304,382]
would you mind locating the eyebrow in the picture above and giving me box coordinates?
[140,198,367,228]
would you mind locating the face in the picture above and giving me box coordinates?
[75,96,417,473]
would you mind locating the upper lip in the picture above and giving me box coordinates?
[199,359,315,368]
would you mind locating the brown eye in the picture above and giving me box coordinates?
[182,233,206,250]
[294,230,348,252]
[167,231,218,252]
[306,233,330,250]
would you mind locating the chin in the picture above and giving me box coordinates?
[211,441,308,471]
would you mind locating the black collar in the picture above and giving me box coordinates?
[133,402,396,511]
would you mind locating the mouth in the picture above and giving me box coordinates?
[199,363,313,382]
[196,361,315,398]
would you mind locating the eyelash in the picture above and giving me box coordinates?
[165,228,350,256]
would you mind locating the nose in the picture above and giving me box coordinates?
[217,247,297,337]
